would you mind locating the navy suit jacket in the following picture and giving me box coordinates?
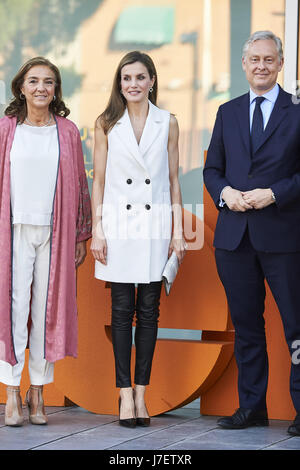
[203,86,300,252]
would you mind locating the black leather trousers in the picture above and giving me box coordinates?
[111,281,162,388]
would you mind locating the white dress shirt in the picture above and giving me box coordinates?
[249,83,279,131]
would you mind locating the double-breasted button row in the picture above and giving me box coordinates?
[126,178,151,184]
[126,204,151,210]
[126,177,151,210]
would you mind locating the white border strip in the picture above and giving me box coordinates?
[284,0,299,93]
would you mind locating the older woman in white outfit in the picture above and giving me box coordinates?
[91,51,185,428]
[0,57,91,426]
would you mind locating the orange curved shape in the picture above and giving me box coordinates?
[50,209,234,415]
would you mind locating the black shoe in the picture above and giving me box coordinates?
[287,413,300,436]
[217,408,269,429]
[133,389,151,426]
[136,416,151,427]
[118,398,136,428]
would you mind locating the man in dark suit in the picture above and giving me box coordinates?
[204,30,300,435]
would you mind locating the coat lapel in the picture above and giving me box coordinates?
[139,101,163,156]
[234,87,290,157]
[114,101,163,171]
[234,92,252,161]
[254,86,289,153]
[114,108,146,170]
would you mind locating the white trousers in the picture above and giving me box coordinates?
[0,224,54,386]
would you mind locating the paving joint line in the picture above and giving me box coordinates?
[260,435,298,450]
[105,416,215,450]
[29,418,119,450]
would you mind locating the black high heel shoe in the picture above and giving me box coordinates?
[136,415,151,427]
[136,403,151,427]
[118,398,136,428]
[133,390,151,427]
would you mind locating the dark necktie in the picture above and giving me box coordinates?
[251,96,265,153]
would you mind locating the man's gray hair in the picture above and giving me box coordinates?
[242,30,283,61]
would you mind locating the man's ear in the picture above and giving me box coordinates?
[278,57,284,72]
[241,57,246,72]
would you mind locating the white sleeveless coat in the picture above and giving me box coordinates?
[94,101,172,283]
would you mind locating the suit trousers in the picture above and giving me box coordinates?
[111,281,162,388]
[215,229,300,412]
[0,224,54,386]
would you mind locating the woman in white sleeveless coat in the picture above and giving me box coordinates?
[91,52,185,428]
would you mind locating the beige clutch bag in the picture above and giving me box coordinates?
[162,251,179,296]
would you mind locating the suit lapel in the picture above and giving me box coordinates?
[254,86,290,153]
[235,92,251,160]
[234,87,290,158]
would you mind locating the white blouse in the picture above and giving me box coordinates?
[10,123,59,225]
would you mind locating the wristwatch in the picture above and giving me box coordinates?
[271,190,276,202]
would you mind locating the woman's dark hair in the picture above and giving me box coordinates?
[5,56,70,122]
[98,51,157,134]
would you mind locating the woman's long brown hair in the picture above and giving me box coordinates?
[5,56,70,122]
[97,51,158,134]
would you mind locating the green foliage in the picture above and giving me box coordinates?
[60,65,84,98]
[0,0,104,103]
[0,0,35,47]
